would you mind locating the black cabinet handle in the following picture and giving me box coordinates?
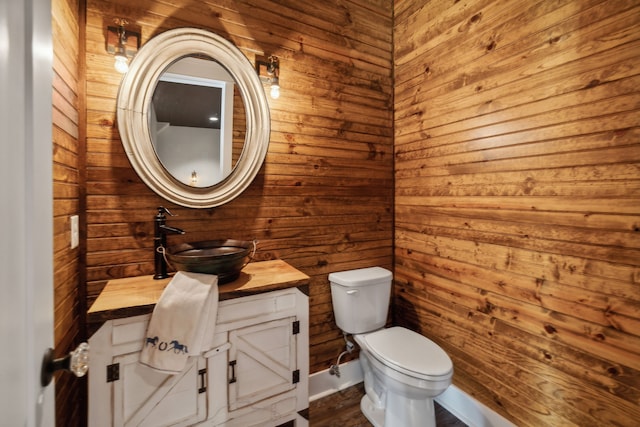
[198,368,207,393]
[229,360,237,384]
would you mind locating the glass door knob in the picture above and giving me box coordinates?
[40,342,89,387]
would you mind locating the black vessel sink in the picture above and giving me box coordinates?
[166,239,256,283]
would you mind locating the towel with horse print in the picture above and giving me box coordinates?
[139,271,219,374]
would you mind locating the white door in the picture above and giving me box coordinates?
[228,317,298,411]
[112,352,207,426]
[0,0,55,425]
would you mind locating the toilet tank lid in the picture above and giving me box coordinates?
[328,267,392,287]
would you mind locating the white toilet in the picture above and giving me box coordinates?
[329,267,453,427]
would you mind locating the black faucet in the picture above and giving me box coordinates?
[154,206,185,279]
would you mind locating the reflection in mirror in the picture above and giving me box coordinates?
[150,57,245,187]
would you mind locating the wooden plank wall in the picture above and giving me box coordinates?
[393,1,640,426]
[52,0,85,425]
[84,0,393,375]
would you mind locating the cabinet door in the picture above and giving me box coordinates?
[112,352,207,427]
[228,316,298,411]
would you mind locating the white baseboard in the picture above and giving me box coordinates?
[435,384,516,427]
[309,359,364,401]
[309,359,515,427]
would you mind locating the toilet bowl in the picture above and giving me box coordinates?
[355,327,453,427]
[329,267,453,427]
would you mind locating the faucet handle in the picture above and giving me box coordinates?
[157,206,176,217]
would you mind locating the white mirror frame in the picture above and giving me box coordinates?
[117,28,270,208]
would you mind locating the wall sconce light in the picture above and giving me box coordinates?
[190,171,198,186]
[256,55,280,99]
[106,19,140,73]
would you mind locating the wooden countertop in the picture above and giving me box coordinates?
[87,259,309,325]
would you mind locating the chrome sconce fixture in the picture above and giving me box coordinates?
[256,55,280,99]
[106,19,140,73]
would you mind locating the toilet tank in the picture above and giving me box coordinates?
[329,267,392,334]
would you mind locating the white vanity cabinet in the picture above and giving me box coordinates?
[89,285,309,427]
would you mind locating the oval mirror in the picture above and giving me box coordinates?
[117,28,270,208]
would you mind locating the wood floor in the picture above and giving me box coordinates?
[308,383,467,426]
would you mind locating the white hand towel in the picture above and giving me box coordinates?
[139,271,218,374]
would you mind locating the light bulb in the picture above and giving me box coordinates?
[114,55,129,73]
[270,84,280,99]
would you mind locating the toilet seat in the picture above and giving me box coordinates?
[361,327,453,381]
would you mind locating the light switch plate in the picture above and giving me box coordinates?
[70,215,79,249]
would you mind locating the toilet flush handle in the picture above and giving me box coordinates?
[346,289,359,295]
